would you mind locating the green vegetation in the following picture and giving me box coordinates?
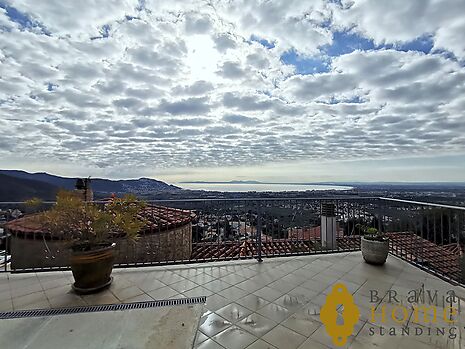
[357,224,387,242]
[36,191,147,251]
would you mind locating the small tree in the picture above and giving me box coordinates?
[24,197,44,214]
[38,191,147,251]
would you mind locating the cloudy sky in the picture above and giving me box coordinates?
[1,0,465,183]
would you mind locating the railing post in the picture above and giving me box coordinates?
[377,198,382,233]
[3,228,7,272]
[457,212,465,285]
[256,201,263,263]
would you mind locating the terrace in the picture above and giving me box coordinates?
[0,197,465,348]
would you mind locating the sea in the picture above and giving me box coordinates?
[178,183,353,192]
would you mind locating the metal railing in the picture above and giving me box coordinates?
[378,197,465,285]
[1,197,464,286]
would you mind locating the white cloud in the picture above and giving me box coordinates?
[213,0,333,55]
[184,12,213,34]
[0,0,464,180]
[332,0,465,59]
[5,0,139,36]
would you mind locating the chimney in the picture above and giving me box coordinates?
[75,178,93,202]
[321,202,337,249]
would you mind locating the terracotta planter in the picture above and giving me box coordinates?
[70,243,116,294]
[361,237,389,265]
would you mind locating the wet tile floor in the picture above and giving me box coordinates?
[1,252,464,348]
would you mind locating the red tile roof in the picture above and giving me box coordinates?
[5,205,194,239]
[191,236,361,259]
[191,231,464,284]
[387,232,464,282]
[139,206,195,233]
[443,243,465,256]
[4,214,43,235]
[288,226,343,240]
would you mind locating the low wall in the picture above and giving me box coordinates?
[9,223,192,270]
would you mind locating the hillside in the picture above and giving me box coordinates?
[0,170,181,199]
[0,173,59,201]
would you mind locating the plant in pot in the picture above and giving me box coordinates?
[358,225,389,265]
[38,190,146,294]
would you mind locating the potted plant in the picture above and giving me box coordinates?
[38,191,146,293]
[358,225,389,265]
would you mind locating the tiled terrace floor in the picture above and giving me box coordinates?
[1,252,465,349]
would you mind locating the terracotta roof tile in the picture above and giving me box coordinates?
[288,226,343,240]
[5,205,194,239]
[191,231,464,284]
[3,214,42,235]
[387,232,464,282]
[191,236,361,259]
[140,206,195,233]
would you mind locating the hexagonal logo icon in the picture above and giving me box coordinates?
[320,283,360,346]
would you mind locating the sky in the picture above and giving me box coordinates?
[0,0,465,183]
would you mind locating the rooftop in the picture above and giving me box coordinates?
[1,252,464,349]
[1,196,465,348]
[5,204,194,238]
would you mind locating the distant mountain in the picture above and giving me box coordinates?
[0,170,76,189]
[0,173,59,201]
[0,170,181,200]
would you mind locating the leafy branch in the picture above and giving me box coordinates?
[37,191,147,250]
